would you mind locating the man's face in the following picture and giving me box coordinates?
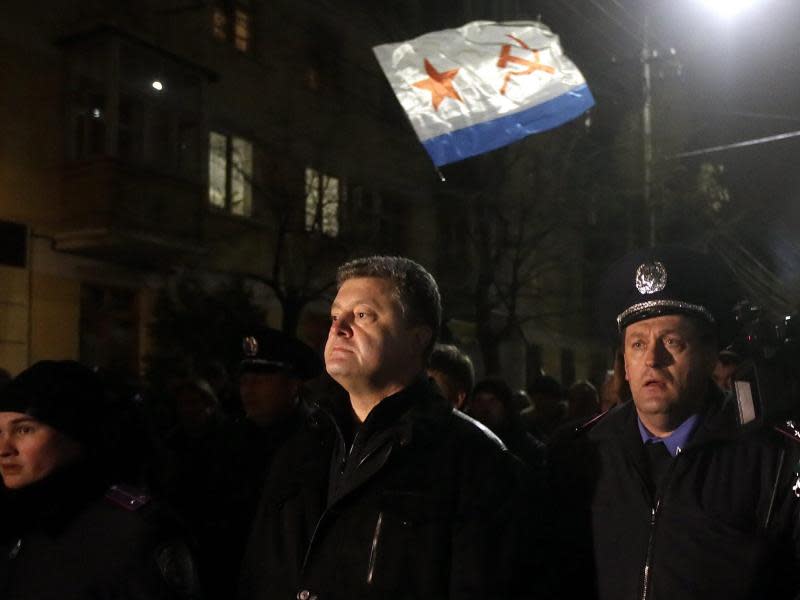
[0,412,83,489]
[623,314,716,423]
[325,277,425,391]
[239,371,299,426]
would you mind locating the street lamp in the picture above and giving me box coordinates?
[697,0,758,18]
[641,0,760,247]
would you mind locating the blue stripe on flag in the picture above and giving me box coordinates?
[422,84,595,167]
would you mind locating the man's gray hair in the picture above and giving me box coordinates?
[336,256,442,360]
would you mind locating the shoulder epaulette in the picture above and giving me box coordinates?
[773,420,800,445]
[573,408,612,436]
[105,484,152,511]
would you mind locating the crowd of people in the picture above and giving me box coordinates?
[0,248,797,599]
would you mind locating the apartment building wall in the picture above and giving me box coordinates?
[0,1,444,377]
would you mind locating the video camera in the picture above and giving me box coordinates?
[729,301,800,426]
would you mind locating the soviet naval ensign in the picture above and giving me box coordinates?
[372,21,595,167]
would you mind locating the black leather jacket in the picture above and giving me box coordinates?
[240,377,546,600]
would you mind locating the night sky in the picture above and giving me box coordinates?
[538,0,800,311]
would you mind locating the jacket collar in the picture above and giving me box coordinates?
[5,459,108,539]
[321,377,452,506]
[589,384,739,449]
[320,376,452,450]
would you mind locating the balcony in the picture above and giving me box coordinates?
[55,158,206,265]
[54,26,215,265]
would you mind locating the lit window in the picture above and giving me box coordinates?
[212,7,228,41]
[231,137,253,216]
[234,9,251,52]
[305,167,341,237]
[212,2,252,53]
[208,131,253,217]
[208,132,227,209]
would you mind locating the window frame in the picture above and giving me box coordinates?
[211,1,253,54]
[208,130,254,218]
[304,166,343,237]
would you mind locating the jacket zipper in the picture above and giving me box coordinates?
[302,427,390,574]
[640,498,661,600]
[640,450,683,600]
[366,511,384,585]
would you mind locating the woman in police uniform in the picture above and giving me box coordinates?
[0,360,200,600]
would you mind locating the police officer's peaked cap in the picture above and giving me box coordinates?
[599,245,739,339]
[239,327,322,380]
[0,360,107,447]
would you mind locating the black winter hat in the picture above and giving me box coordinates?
[0,361,107,448]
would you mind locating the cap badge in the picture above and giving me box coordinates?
[635,261,667,295]
[242,336,259,357]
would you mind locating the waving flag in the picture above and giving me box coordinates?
[373,21,595,167]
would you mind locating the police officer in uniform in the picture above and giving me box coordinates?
[550,246,800,599]
[237,327,323,431]
[0,360,200,600]
[234,326,323,502]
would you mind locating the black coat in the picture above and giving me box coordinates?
[239,378,545,600]
[0,464,201,600]
[549,396,800,600]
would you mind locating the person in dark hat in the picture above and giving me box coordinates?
[0,360,200,600]
[238,327,322,427]
[712,346,742,393]
[549,246,800,600]
[222,328,324,594]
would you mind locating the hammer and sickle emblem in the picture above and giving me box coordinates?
[497,34,556,96]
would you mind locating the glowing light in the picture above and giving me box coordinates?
[151,79,164,91]
[698,0,758,18]
[91,108,102,119]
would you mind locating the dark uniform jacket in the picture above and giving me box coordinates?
[239,377,544,600]
[0,463,200,600]
[550,393,800,600]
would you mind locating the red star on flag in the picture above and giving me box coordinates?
[412,59,463,111]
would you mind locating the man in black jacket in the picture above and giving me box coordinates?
[551,246,800,600]
[240,255,542,600]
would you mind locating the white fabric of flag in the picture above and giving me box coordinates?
[373,20,595,167]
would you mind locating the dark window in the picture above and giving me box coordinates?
[79,284,139,378]
[0,221,26,268]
